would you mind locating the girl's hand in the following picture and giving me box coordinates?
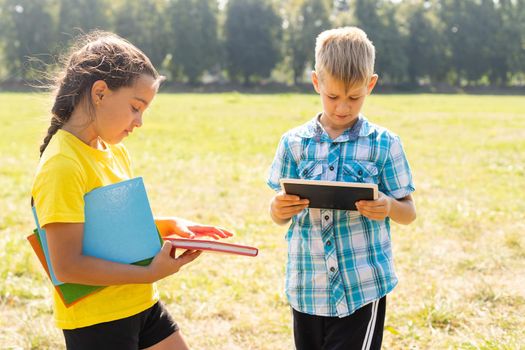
[148,241,202,282]
[156,217,234,240]
[270,191,309,223]
[355,191,392,221]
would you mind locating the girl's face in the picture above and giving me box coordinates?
[93,74,159,145]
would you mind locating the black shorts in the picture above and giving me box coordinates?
[63,301,179,350]
[292,296,386,350]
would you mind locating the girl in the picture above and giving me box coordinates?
[31,31,232,350]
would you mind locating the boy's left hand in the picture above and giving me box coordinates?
[156,217,234,240]
[355,192,392,221]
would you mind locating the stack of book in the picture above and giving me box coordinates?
[28,177,258,307]
[28,177,162,307]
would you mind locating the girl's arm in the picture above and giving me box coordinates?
[45,222,201,286]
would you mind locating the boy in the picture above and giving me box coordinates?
[267,27,416,350]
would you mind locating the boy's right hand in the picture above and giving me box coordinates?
[270,191,309,224]
[148,241,201,282]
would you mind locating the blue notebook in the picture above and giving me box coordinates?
[32,177,162,286]
[32,206,63,285]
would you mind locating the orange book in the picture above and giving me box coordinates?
[27,232,104,307]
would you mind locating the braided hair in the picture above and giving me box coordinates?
[40,31,161,157]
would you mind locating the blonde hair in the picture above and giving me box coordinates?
[314,26,375,89]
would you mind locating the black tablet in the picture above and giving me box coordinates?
[280,178,378,211]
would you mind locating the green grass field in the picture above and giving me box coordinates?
[0,92,524,349]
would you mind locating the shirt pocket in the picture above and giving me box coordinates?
[342,161,379,184]
[297,160,323,180]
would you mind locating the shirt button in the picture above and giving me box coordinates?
[358,170,363,176]
[324,215,330,220]
[330,267,336,272]
[329,165,334,171]
[326,240,331,246]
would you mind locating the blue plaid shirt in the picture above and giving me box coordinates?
[267,114,415,317]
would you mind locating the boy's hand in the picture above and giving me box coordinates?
[156,217,234,240]
[355,192,392,221]
[148,241,202,282]
[270,191,309,224]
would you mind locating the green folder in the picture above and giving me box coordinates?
[27,229,160,307]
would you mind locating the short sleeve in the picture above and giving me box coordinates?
[267,134,298,191]
[379,136,415,199]
[32,154,87,227]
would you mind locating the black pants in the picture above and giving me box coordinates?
[292,296,386,350]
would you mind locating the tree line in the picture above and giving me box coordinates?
[0,0,524,88]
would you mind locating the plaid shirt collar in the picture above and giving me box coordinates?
[296,113,374,143]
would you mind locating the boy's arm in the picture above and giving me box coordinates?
[270,208,290,226]
[388,194,416,224]
[270,191,309,225]
[366,134,415,224]
[267,133,305,225]
[356,192,416,225]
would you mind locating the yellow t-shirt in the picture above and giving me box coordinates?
[31,129,158,329]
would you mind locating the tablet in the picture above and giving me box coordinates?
[280,178,378,211]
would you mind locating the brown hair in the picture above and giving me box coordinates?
[315,27,375,90]
[40,31,162,157]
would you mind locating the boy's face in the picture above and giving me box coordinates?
[312,71,377,132]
